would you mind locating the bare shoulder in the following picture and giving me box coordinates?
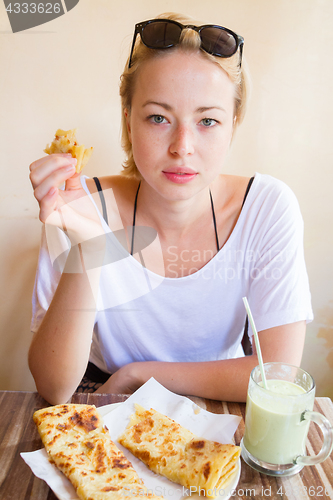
[216,174,253,209]
[85,174,139,199]
[223,173,253,190]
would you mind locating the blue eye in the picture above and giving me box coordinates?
[149,115,166,124]
[201,118,217,127]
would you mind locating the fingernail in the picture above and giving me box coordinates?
[48,187,57,196]
[65,164,76,171]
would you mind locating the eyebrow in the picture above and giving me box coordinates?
[142,101,226,114]
[142,101,172,111]
[196,106,227,114]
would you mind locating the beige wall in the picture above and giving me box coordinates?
[0,0,332,396]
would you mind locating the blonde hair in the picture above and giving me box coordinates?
[120,12,249,179]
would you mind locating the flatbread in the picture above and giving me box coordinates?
[118,405,241,497]
[44,128,93,172]
[33,404,164,500]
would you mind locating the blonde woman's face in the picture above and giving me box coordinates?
[125,50,236,200]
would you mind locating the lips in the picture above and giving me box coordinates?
[161,165,198,184]
[162,168,198,184]
[162,166,197,175]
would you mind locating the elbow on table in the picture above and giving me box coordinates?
[28,354,77,405]
[30,366,76,405]
[32,377,77,406]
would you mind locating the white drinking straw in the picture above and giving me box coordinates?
[242,297,268,390]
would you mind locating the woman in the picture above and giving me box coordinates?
[29,13,313,405]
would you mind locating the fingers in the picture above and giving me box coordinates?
[29,153,78,223]
[29,153,70,172]
[39,186,59,223]
[29,153,72,174]
[29,154,77,190]
[65,171,83,191]
[33,164,77,203]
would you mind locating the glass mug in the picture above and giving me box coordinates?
[240,362,333,476]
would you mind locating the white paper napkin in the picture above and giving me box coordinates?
[21,378,241,500]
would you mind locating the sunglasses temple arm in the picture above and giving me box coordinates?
[128,30,139,68]
[239,42,244,69]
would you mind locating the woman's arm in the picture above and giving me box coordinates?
[96,321,306,401]
[29,154,105,405]
[28,268,101,405]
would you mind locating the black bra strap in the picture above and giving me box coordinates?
[130,177,254,257]
[241,175,255,355]
[242,176,255,208]
[93,177,108,226]
[131,181,141,256]
[209,189,220,252]
[209,176,254,253]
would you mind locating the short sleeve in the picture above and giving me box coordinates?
[247,180,313,331]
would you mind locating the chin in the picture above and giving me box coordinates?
[160,182,206,202]
[140,172,211,201]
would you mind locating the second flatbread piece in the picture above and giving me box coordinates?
[118,405,241,498]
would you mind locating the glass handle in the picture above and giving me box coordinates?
[295,410,333,466]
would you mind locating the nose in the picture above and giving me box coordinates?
[169,124,195,157]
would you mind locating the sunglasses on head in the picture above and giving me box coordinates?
[128,18,244,69]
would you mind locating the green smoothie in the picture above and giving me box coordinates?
[243,379,312,465]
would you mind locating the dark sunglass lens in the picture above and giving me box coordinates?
[200,27,237,57]
[142,21,182,48]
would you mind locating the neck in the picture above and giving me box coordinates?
[136,180,215,239]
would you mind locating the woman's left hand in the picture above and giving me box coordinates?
[95,363,143,394]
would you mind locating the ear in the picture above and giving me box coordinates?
[124,108,132,143]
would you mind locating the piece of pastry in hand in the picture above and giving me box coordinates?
[44,128,93,173]
[118,405,241,497]
[33,403,164,500]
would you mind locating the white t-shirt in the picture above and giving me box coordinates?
[31,173,313,374]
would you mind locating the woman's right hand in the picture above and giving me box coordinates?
[30,154,81,223]
[29,153,104,246]
[30,153,80,223]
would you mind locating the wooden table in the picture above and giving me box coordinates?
[0,391,332,500]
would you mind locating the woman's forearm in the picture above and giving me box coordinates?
[97,321,306,401]
[96,355,259,402]
[134,356,259,402]
[28,268,100,404]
